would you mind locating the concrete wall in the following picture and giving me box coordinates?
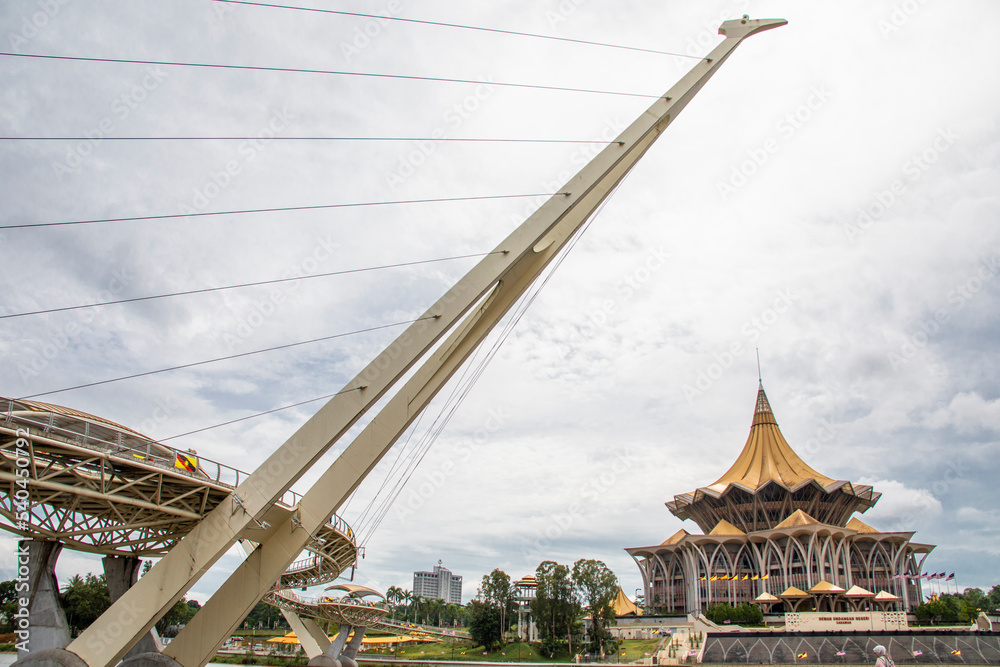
[701,630,1000,664]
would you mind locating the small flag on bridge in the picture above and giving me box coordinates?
[798,653,808,659]
[951,650,961,656]
[913,650,923,657]
[175,452,198,473]
[836,651,846,657]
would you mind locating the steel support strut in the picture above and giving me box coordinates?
[45,16,785,667]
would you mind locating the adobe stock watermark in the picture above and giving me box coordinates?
[384,77,497,190]
[566,246,670,348]
[683,288,797,402]
[392,407,508,521]
[716,84,832,201]
[16,268,135,383]
[339,0,403,63]
[221,235,339,351]
[888,253,998,370]
[51,66,169,179]
[877,0,931,40]
[178,107,294,214]
[843,127,958,243]
[13,538,32,653]
[544,0,590,29]
[12,428,32,531]
[7,0,72,52]
[521,449,634,564]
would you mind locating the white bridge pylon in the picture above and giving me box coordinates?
[14,16,787,667]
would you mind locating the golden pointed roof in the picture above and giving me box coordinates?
[779,586,810,598]
[846,517,880,533]
[809,580,846,594]
[754,591,781,603]
[612,587,642,616]
[774,509,820,529]
[709,519,746,536]
[844,585,875,598]
[660,529,690,546]
[706,385,836,493]
[873,590,901,601]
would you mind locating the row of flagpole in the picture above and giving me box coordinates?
[893,572,961,598]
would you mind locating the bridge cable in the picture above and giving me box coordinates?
[18,316,437,400]
[1,251,502,320]
[352,179,626,546]
[0,52,662,100]
[0,193,564,230]
[212,0,705,60]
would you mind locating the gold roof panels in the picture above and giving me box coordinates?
[846,517,880,533]
[709,520,746,536]
[874,590,901,602]
[661,529,690,545]
[667,384,882,531]
[844,585,875,598]
[754,591,781,603]
[774,510,820,529]
[779,586,810,598]
[809,580,846,595]
[612,587,642,616]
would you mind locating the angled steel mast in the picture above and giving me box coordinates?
[39,16,786,667]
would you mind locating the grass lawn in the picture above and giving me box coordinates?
[382,639,665,663]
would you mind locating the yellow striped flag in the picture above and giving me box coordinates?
[951,650,961,656]
[751,575,759,580]
[762,574,770,579]
[710,576,718,581]
[797,653,807,659]
[175,452,198,473]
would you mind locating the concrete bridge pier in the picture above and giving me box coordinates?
[337,628,366,667]
[307,625,351,667]
[16,540,71,658]
[102,556,163,658]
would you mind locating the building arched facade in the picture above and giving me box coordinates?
[626,384,934,615]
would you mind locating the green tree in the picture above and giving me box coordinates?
[571,559,619,656]
[531,561,581,657]
[61,574,111,636]
[0,580,19,633]
[468,569,514,651]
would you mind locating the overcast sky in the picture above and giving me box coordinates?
[1,0,999,609]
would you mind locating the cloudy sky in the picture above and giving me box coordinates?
[1,0,999,610]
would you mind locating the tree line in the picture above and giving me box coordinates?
[466,558,621,659]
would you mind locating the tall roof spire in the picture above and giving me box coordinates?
[708,384,834,491]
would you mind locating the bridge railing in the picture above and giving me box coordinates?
[3,398,352,536]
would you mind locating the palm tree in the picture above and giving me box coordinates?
[386,586,403,621]
[401,589,414,623]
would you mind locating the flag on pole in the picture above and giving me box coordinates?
[947,573,955,581]
[836,651,846,657]
[763,574,770,579]
[797,653,808,659]
[951,650,961,656]
[710,576,718,581]
[913,651,923,657]
[752,574,759,580]
[174,452,198,473]
[742,574,750,580]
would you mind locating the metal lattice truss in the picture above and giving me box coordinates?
[0,398,356,587]
[628,522,935,615]
[266,590,390,628]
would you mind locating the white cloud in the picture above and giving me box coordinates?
[924,392,1000,434]
[856,478,943,533]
